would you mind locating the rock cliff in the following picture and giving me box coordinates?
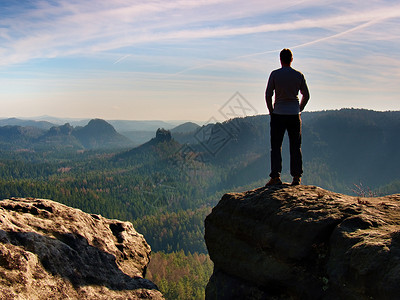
[0,197,164,299]
[204,185,400,299]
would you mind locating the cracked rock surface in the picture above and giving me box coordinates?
[0,197,163,299]
[205,185,400,300]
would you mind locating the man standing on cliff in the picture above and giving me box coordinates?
[265,49,310,186]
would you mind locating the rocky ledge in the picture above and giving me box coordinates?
[204,185,400,299]
[0,197,164,299]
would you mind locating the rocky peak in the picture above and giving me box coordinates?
[48,123,74,136]
[0,197,163,299]
[72,119,133,149]
[204,185,400,299]
[80,119,117,136]
[155,128,172,142]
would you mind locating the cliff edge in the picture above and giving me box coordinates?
[0,197,164,299]
[204,185,400,299]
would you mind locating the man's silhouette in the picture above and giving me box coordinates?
[265,49,310,186]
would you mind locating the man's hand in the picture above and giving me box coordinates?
[299,95,309,112]
[266,96,274,115]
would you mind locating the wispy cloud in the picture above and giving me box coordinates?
[1,1,399,67]
[113,54,131,65]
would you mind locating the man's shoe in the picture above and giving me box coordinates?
[291,176,301,186]
[265,177,282,186]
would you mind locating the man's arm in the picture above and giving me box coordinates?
[299,77,310,112]
[265,73,274,114]
[266,94,274,114]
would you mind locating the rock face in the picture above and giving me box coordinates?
[0,197,164,299]
[204,185,400,299]
[155,128,172,143]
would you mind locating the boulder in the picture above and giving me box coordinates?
[204,185,400,299]
[0,197,164,299]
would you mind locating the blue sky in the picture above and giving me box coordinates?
[0,0,399,121]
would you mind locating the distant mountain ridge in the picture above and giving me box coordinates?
[0,117,200,146]
[0,119,134,150]
[170,122,200,134]
[121,122,201,146]
[0,118,55,130]
[2,116,188,132]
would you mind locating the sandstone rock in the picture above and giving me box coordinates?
[0,197,164,299]
[204,185,400,299]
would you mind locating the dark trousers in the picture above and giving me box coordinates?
[269,113,303,178]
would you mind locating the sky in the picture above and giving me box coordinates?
[0,0,399,122]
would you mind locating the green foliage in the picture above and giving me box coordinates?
[133,207,211,254]
[146,251,213,300]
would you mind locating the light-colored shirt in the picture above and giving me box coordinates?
[266,66,309,115]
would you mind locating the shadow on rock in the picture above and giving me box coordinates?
[1,229,157,291]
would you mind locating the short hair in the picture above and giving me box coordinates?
[280,48,293,64]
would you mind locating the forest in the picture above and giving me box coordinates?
[0,108,399,299]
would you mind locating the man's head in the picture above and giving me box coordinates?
[280,48,293,66]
